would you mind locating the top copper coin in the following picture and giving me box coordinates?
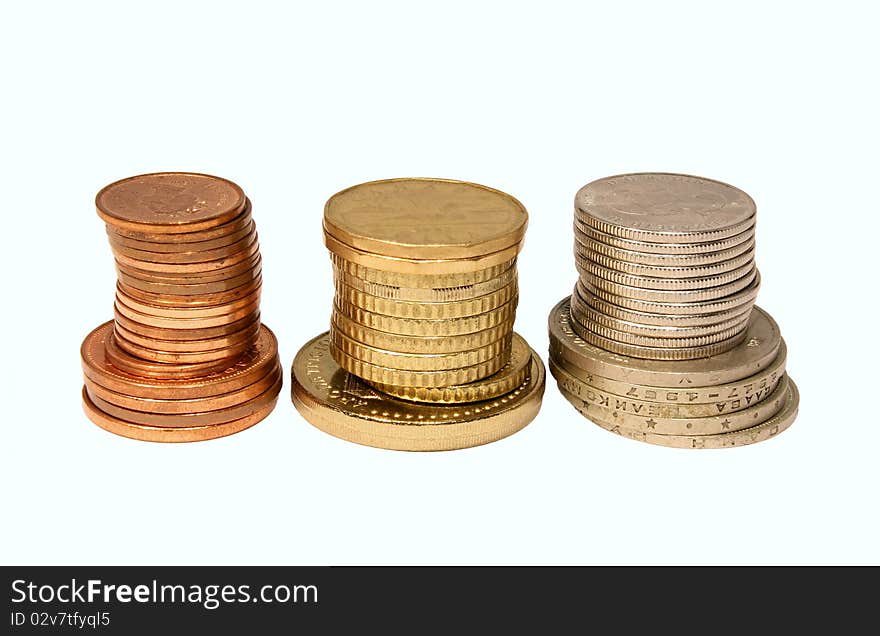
[575,173,756,244]
[323,178,528,260]
[96,173,247,233]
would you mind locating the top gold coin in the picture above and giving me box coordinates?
[96,172,247,233]
[575,173,756,243]
[323,178,528,260]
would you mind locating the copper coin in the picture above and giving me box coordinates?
[113,329,254,364]
[115,283,261,319]
[106,216,254,254]
[104,199,252,242]
[113,233,260,274]
[113,309,260,341]
[86,373,282,427]
[116,276,262,308]
[104,330,237,379]
[114,297,260,329]
[116,264,261,295]
[84,365,281,414]
[81,321,280,399]
[82,387,278,443]
[114,253,262,285]
[110,227,258,264]
[112,318,261,353]
[96,173,246,233]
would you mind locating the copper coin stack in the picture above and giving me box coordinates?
[550,173,799,448]
[292,178,546,451]
[80,172,282,442]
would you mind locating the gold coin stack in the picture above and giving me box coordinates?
[550,173,799,448]
[80,172,282,442]
[292,178,546,451]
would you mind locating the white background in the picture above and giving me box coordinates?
[1,1,877,565]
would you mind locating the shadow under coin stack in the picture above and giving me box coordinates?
[292,178,545,451]
[549,173,799,448]
[80,172,282,442]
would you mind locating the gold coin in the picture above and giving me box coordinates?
[329,253,516,288]
[579,377,799,449]
[579,266,756,303]
[576,274,760,315]
[554,367,788,435]
[330,338,509,388]
[82,387,278,443]
[554,338,787,404]
[329,327,511,372]
[331,309,511,354]
[324,233,520,275]
[576,258,755,291]
[575,173,756,244]
[574,221,754,255]
[332,262,517,302]
[334,279,517,319]
[368,333,533,404]
[291,333,544,451]
[570,296,751,339]
[323,178,528,260]
[96,172,247,234]
[573,233,755,268]
[568,308,749,349]
[334,298,516,337]
[548,297,781,387]
[549,357,779,418]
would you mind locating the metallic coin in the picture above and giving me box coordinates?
[115,252,261,283]
[323,178,528,260]
[570,286,752,329]
[107,216,254,254]
[330,327,512,372]
[331,309,512,354]
[332,262,517,302]
[554,339,787,404]
[334,279,517,319]
[576,243,755,279]
[548,297,781,387]
[574,221,754,255]
[114,296,259,329]
[334,298,516,337]
[116,283,261,319]
[114,234,260,274]
[554,370,788,435]
[84,364,281,414]
[578,377,799,449]
[116,276,262,307]
[568,309,749,350]
[103,330,236,379]
[550,357,779,418]
[576,258,755,291]
[291,333,544,451]
[329,253,517,288]
[580,266,756,303]
[116,264,261,295]
[577,273,760,315]
[86,372,282,427]
[112,317,261,353]
[96,172,246,233]
[570,296,751,338]
[113,329,253,364]
[82,387,278,443]
[324,233,521,275]
[369,333,533,404]
[571,321,748,360]
[81,322,280,400]
[106,202,252,242]
[113,309,260,342]
[573,232,755,268]
[330,340,510,388]
[575,173,756,243]
[111,227,258,265]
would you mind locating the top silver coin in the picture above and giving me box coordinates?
[575,173,756,243]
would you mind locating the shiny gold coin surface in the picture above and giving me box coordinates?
[330,253,516,288]
[369,333,532,404]
[575,173,756,243]
[96,172,246,233]
[291,333,544,451]
[324,178,528,260]
[578,377,799,449]
[83,387,277,443]
[334,298,516,337]
[548,297,781,387]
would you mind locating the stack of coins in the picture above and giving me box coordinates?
[550,173,799,448]
[80,172,282,442]
[292,178,545,451]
